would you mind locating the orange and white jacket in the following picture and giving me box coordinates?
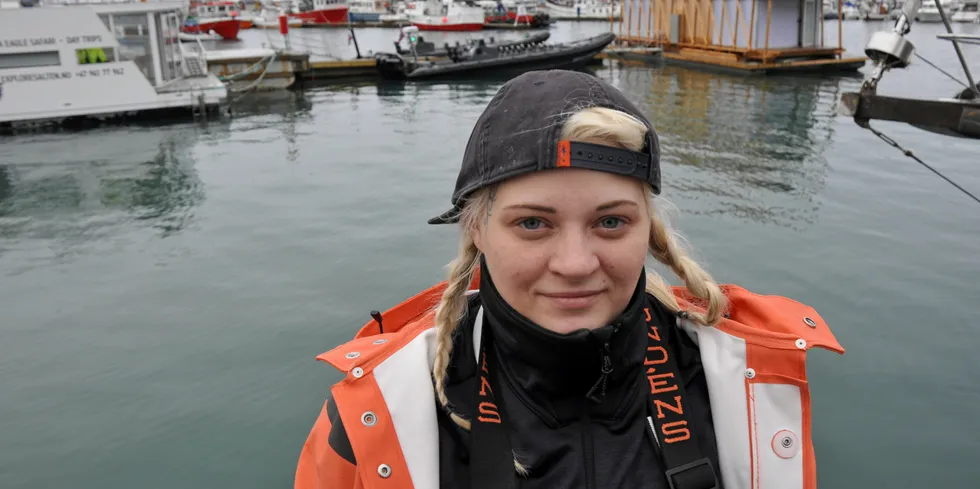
[295,278,845,489]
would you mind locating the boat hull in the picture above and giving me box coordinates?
[288,7,349,24]
[950,12,980,22]
[394,31,550,57]
[915,12,943,24]
[182,18,241,40]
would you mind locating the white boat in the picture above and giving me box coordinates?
[840,1,862,18]
[823,0,840,19]
[478,0,543,25]
[916,0,953,21]
[378,0,409,23]
[952,0,980,21]
[252,6,304,27]
[406,0,484,31]
[541,0,619,20]
[347,0,387,21]
[861,0,890,19]
[0,1,227,128]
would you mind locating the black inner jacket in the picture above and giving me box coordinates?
[436,267,723,489]
[323,266,724,488]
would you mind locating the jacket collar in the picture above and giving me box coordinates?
[477,258,651,421]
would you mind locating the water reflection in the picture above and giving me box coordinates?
[0,126,206,263]
[219,90,315,163]
[605,65,854,230]
[373,67,600,126]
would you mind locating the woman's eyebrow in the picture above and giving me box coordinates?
[596,200,639,211]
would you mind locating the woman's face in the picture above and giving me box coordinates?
[472,168,651,334]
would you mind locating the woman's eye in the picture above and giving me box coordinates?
[598,217,625,229]
[518,218,544,230]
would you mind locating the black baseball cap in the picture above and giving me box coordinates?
[427,69,661,225]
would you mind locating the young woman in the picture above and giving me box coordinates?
[295,70,845,489]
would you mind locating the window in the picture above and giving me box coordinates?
[112,13,155,82]
[75,47,116,65]
[0,51,61,70]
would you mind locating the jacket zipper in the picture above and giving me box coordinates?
[582,406,596,489]
[582,321,621,489]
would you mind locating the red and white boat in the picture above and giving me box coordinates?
[182,1,242,40]
[478,0,537,24]
[284,0,349,25]
[407,0,484,31]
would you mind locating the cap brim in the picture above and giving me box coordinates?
[427,205,462,225]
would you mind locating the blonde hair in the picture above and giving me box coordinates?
[430,106,728,473]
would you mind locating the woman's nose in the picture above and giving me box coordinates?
[548,231,600,278]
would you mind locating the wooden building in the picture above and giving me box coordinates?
[610,0,868,73]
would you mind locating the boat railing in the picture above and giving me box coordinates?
[936,33,980,45]
[177,37,210,77]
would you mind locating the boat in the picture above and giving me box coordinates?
[253,6,305,27]
[840,0,980,139]
[406,0,485,31]
[951,0,980,21]
[823,0,840,18]
[182,1,242,40]
[178,31,224,41]
[840,0,863,19]
[375,26,613,79]
[391,29,550,56]
[285,0,349,24]
[347,0,386,21]
[478,0,551,26]
[861,0,890,19]
[540,0,619,20]
[915,0,953,21]
[0,0,227,130]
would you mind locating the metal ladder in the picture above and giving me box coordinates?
[179,38,209,78]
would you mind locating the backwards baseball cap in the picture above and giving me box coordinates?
[428,69,661,225]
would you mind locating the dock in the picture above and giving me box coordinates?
[598,46,664,64]
[305,58,379,80]
[204,50,380,85]
[205,49,312,90]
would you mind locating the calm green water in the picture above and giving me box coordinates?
[2,20,979,489]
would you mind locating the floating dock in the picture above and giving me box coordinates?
[205,49,311,90]
[305,58,379,80]
[203,50,380,85]
[608,0,868,74]
[598,46,664,64]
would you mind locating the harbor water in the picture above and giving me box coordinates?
[2,19,979,489]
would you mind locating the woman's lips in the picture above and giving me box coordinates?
[540,290,604,309]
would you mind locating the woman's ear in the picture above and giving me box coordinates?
[470,222,484,253]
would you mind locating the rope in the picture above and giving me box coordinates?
[229,51,277,103]
[219,52,277,82]
[914,52,970,90]
[862,122,980,206]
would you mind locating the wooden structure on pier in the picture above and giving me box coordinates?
[609,0,867,73]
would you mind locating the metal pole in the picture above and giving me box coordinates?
[349,27,362,59]
[934,0,979,97]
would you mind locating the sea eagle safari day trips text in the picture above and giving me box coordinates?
[1,35,127,85]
